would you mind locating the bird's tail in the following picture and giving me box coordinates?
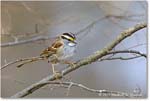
[17,56,44,68]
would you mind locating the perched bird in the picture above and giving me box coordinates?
[17,32,77,75]
[40,32,77,74]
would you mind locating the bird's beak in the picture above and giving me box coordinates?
[73,40,77,44]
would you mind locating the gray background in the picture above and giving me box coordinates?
[1,1,147,98]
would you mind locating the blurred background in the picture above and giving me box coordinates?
[1,1,147,98]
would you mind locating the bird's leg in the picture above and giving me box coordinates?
[47,55,59,73]
[51,64,62,80]
[51,64,55,74]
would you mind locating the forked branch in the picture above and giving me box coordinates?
[10,23,147,98]
[35,81,142,97]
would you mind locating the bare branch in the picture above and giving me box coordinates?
[100,56,143,61]
[1,56,44,70]
[10,23,147,98]
[36,81,142,97]
[98,50,146,62]
[107,50,147,58]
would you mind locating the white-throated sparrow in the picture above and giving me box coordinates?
[40,32,77,74]
[17,32,77,75]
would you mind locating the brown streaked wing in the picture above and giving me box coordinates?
[40,39,63,56]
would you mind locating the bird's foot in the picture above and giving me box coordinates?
[53,71,62,80]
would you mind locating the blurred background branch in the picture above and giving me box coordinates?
[0,13,146,48]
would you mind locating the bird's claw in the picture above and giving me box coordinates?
[53,71,62,79]
[68,62,76,69]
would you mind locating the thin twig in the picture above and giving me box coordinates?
[98,50,147,62]
[107,50,147,58]
[1,56,44,70]
[10,23,147,98]
[99,56,143,61]
[126,43,147,50]
[75,15,107,35]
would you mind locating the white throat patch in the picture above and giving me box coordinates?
[68,42,76,47]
